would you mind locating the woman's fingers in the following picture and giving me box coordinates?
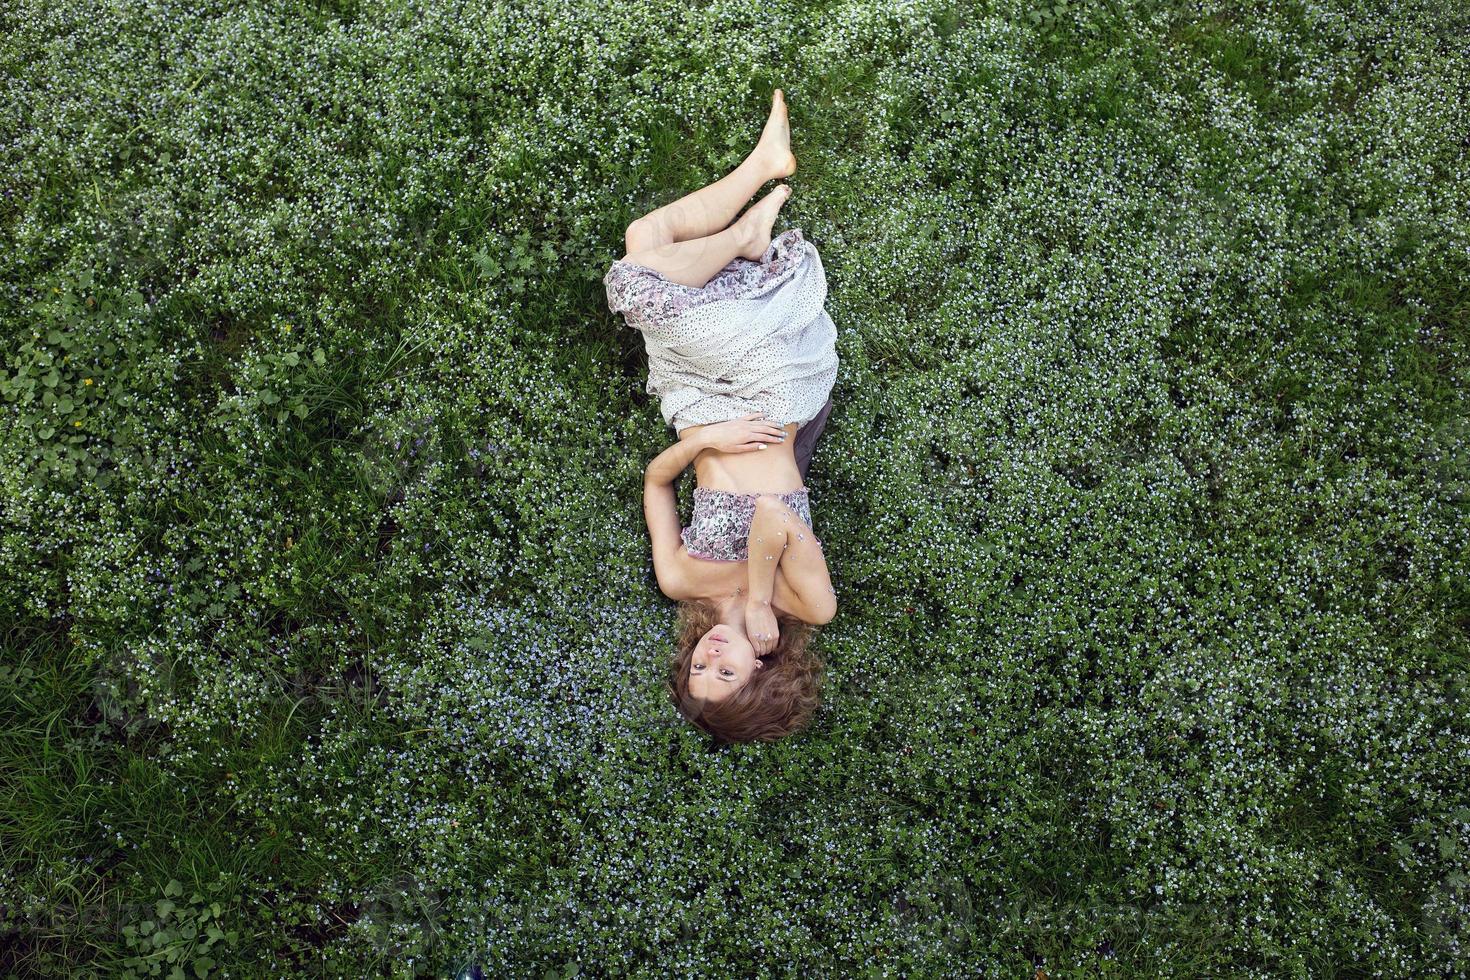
[730,419,787,449]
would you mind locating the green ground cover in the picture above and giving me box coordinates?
[2,0,1467,975]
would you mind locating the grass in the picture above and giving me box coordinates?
[2,0,1468,976]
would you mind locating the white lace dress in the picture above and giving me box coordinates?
[603,228,839,434]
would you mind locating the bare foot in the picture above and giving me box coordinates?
[734,184,792,260]
[752,88,797,180]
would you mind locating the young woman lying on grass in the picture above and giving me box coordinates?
[604,88,839,743]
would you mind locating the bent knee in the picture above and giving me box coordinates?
[624,215,666,255]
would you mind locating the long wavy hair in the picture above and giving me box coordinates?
[667,597,825,742]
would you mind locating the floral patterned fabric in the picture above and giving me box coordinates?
[680,486,822,562]
[603,227,839,434]
[604,227,812,329]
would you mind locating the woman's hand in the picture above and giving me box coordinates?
[744,598,780,657]
[699,413,787,454]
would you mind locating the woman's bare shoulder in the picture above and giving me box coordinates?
[662,546,734,603]
[662,548,823,623]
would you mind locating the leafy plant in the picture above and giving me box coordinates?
[118,877,239,979]
[1,267,149,487]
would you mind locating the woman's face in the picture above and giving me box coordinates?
[688,624,762,702]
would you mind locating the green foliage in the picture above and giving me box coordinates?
[0,268,149,487]
[118,877,239,979]
[2,0,1467,977]
[1026,0,1074,34]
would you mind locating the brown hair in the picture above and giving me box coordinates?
[666,598,825,742]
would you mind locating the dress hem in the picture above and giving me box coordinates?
[694,485,810,497]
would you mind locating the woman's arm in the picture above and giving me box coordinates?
[646,432,709,486]
[642,477,688,599]
[745,496,836,625]
[744,496,786,607]
[642,432,712,599]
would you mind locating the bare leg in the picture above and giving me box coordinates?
[623,184,792,289]
[624,89,797,254]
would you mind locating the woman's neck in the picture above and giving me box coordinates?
[714,593,747,632]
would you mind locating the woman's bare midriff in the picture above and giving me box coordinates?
[680,420,804,493]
